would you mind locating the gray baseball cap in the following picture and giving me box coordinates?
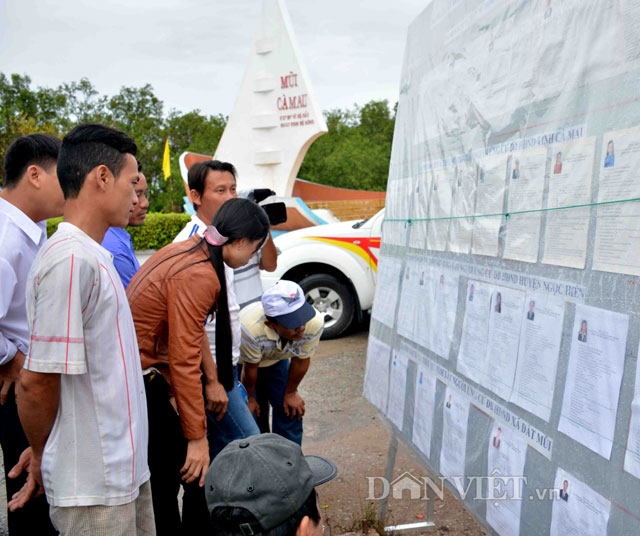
[205,434,338,532]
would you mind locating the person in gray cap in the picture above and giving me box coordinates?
[206,433,337,536]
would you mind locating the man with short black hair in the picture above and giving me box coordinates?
[0,133,63,535]
[14,124,153,535]
[206,433,337,536]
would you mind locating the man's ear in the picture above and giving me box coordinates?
[94,165,111,191]
[25,165,41,189]
[295,516,312,536]
[190,189,201,207]
[264,318,278,330]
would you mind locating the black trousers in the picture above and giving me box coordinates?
[144,371,211,536]
[0,389,57,535]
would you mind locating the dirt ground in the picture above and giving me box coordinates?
[0,325,487,536]
[301,326,487,536]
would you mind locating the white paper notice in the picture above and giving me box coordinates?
[486,422,528,536]
[472,155,506,257]
[412,364,437,458]
[383,178,411,246]
[558,305,629,459]
[428,271,460,359]
[483,287,527,400]
[542,137,596,269]
[449,163,477,254]
[371,255,402,329]
[593,127,640,276]
[387,351,410,430]
[409,173,429,250]
[440,387,470,479]
[428,169,454,251]
[510,293,565,421]
[503,147,547,263]
[363,336,391,413]
[397,260,420,342]
[397,260,433,349]
[550,469,610,536]
[457,280,492,384]
[624,347,640,478]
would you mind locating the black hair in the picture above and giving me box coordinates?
[2,133,61,188]
[210,489,319,536]
[207,197,269,391]
[137,159,143,173]
[57,123,137,199]
[188,160,237,207]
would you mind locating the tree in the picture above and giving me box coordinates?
[56,78,107,129]
[0,74,61,184]
[299,99,395,191]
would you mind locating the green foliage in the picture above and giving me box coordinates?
[299,100,395,191]
[128,213,191,250]
[47,213,191,250]
[1,72,395,201]
[47,217,63,237]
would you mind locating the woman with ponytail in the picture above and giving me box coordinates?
[127,198,269,535]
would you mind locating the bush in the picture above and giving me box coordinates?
[47,217,63,238]
[129,213,191,250]
[46,212,191,251]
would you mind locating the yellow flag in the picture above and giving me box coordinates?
[162,138,171,180]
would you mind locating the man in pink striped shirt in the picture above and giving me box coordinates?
[13,124,153,535]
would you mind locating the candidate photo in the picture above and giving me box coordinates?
[604,140,615,168]
[578,320,588,342]
[527,300,535,321]
[553,152,562,174]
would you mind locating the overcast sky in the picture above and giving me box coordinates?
[0,0,427,117]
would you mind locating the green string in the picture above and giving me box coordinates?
[385,196,640,223]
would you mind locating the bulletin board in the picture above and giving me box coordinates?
[364,1,640,534]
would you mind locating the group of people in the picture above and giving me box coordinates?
[0,124,333,536]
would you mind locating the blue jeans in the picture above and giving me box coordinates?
[207,368,260,459]
[255,359,303,445]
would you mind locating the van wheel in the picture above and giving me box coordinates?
[299,274,355,340]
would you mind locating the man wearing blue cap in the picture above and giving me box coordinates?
[206,433,337,536]
[239,280,323,445]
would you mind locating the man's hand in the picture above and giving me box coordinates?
[180,437,210,487]
[283,391,305,420]
[205,380,228,421]
[7,447,45,511]
[247,396,261,417]
[0,350,26,405]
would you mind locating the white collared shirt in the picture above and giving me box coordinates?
[0,197,47,365]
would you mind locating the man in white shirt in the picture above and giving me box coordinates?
[0,133,63,535]
[14,124,153,535]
